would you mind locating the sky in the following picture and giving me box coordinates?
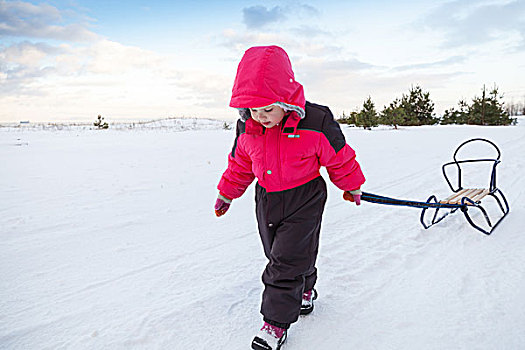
[1,0,524,122]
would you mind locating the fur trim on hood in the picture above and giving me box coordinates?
[237,101,305,121]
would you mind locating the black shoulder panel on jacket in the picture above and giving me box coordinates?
[299,101,346,153]
[231,119,246,157]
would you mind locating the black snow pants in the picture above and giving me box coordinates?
[255,176,327,328]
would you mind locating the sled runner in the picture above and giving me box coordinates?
[361,138,510,235]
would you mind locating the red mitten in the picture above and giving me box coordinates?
[214,193,232,217]
[343,189,362,206]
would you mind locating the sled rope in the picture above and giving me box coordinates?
[361,192,464,210]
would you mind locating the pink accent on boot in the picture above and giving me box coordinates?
[261,322,286,339]
[303,289,313,301]
[301,288,317,315]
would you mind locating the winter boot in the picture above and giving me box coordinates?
[251,322,287,350]
[300,288,318,315]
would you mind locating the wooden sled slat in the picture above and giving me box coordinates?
[471,189,489,202]
[440,189,471,204]
[440,188,489,205]
[451,189,479,204]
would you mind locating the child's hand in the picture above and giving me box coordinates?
[215,193,232,217]
[343,189,362,206]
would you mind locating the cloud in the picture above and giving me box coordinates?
[242,3,322,30]
[0,37,235,121]
[226,3,343,59]
[392,55,467,71]
[242,5,286,29]
[219,28,344,59]
[0,1,98,41]
[174,69,231,110]
[2,41,62,66]
[82,40,166,74]
[296,3,320,17]
[290,25,333,39]
[0,41,63,95]
[300,57,375,73]
[296,57,378,94]
[0,38,177,97]
[220,28,291,53]
[423,0,525,50]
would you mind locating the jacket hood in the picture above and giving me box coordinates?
[230,45,306,119]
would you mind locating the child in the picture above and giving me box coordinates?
[215,45,365,350]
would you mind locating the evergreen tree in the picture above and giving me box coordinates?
[440,85,516,126]
[356,96,379,129]
[380,98,408,129]
[380,85,435,127]
[94,115,109,129]
[441,99,469,125]
[402,85,437,125]
[470,85,515,125]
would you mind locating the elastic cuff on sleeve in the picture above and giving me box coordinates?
[218,193,233,203]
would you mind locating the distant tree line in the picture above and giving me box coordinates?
[505,99,525,117]
[339,84,518,129]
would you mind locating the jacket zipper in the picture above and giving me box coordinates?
[277,125,283,190]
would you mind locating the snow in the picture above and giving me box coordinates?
[1,120,524,349]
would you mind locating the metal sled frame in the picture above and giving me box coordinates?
[361,138,510,235]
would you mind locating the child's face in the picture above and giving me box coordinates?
[250,105,285,128]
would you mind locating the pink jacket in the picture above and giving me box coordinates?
[218,46,365,199]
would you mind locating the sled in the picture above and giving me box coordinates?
[361,138,510,235]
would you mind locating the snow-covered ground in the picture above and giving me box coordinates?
[1,120,524,349]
